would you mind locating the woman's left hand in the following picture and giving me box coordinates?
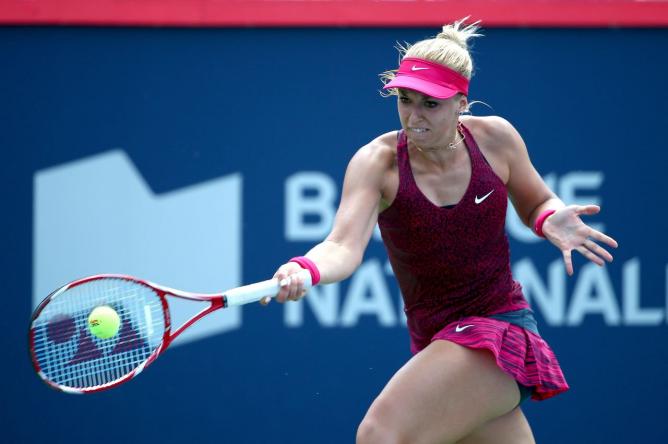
[542,205,618,276]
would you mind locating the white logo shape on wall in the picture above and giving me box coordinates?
[33,150,242,346]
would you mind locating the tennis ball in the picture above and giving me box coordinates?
[88,305,121,339]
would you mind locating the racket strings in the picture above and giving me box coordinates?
[31,278,166,390]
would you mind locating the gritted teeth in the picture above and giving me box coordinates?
[409,127,429,133]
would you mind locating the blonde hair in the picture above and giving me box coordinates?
[380,18,482,96]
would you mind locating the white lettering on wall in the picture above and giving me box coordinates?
[623,259,663,325]
[285,172,337,241]
[284,283,340,327]
[340,259,396,327]
[284,259,404,328]
[513,258,565,325]
[567,263,621,325]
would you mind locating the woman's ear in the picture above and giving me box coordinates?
[459,96,468,114]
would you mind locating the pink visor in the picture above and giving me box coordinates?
[383,57,469,98]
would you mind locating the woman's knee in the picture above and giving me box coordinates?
[356,415,384,444]
[357,416,408,444]
[356,397,411,444]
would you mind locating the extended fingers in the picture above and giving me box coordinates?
[567,237,616,275]
[583,238,614,263]
[562,250,574,276]
[564,237,618,276]
[576,245,605,266]
[575,205,601,216]
[575,207,619,248]
[589,229,619,249]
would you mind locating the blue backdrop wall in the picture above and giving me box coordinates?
[2,27,667,443]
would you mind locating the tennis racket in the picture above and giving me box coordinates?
[29,270,312,394]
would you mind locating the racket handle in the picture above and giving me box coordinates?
[224,269,312,307]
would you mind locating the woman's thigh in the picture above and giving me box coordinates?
[357,340,522,444]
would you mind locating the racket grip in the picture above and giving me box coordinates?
[224,269,312,307]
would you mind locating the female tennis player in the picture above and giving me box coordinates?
[266,19,618,444]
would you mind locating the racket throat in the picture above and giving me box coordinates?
[167,297,226,344]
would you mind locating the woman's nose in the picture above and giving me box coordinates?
[405,106,423,122]
[407,112,425,125]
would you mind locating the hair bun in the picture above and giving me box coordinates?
[437,17,482,51]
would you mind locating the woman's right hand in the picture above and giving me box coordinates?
[261,262,309,305]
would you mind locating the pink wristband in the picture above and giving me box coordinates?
[289,256,321,286]
[534,209,556,238]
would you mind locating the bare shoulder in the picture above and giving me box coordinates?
[349,131,397,173]
[342,131,398,210]
[460,116,527,183]
[353,131,397,165]
[461,115,524,155]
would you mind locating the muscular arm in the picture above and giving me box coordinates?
[304,142,389,283]
[272,136,394,302]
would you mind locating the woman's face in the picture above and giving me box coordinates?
[397,88,465,149]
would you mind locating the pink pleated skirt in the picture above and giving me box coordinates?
[431,314,569,401]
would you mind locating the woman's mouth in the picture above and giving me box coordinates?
[409,127,429,134]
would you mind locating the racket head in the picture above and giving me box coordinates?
[29,275,170,394]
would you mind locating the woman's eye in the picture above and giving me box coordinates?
[399,96,410,104]
[424,101,438,108]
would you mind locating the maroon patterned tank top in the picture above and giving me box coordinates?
[378,124,529,353]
